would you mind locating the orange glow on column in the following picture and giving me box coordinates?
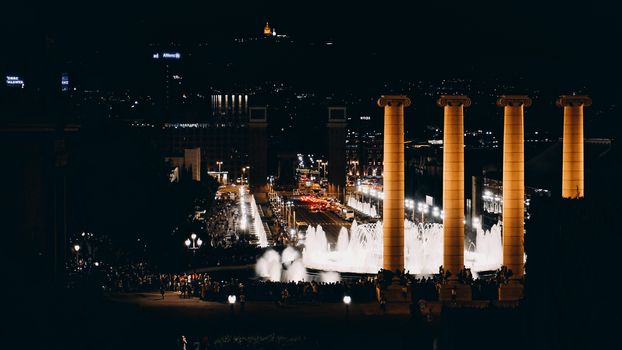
[557,95,591,199]
[378,95,411,272]
[438,96,471,278]
[497,95,531,279]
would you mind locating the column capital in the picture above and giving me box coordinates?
[496,95,532,108]
[437,95,471,107]
[556,95,592,108]
[377,95,411,108]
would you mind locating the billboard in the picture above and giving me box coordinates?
[6,75,24,88]
[61,73,69,92]
[153,52,181,60]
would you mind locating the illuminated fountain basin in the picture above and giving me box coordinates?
[255,246,342,282]
[302,220,503,274]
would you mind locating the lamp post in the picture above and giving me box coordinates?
[317,159,322,179]
[417,202,429,223]
[228,294,236,315]
[322,161,327,181]
[185,233,203,273]
[73,244,81,266]
[286,201,294,228]
[405,200,415,222]
[216,161,223,183]
[343,295,351,319]
[241,166,250,186]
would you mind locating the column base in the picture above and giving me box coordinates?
[380,277,409,303]
[498,281,524,301]
[439,282,472,302]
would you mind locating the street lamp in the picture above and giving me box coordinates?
[73,244,81,266]
[418,202,429,223]
[241,166,250,186]
[216,161,223,183]
[432,206,440,220]
[343,295,351,319]
[228,294,236,314]
[185,234,202,273]
[185,233,203,255]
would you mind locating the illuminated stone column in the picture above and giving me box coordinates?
[438,96,470,273]
[497,95,531,301]
[378,95,410,272]
[437,96,472,301]
[556,95,591,199]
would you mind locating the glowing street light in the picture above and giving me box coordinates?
[343,295,352,319]
[185,233,203,254]
[72,244,81,265]
[417,202,429,223]
[228,294,237,314]
[185,233,202,273]
[241,166,250,185]
[432,206,440,218]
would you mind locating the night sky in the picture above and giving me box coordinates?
[5,1,620,75]
[2,1,621,139]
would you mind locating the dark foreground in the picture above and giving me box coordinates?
[13,289,539,350]
[13,279,618,350]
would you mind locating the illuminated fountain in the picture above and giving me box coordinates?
[255,246,308,282]
[302,219,503,275]
[347,196,378,218]
[255,246,343,282]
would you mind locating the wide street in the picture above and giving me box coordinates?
[293,201,352,243]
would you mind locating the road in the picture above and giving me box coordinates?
[293,201,351,243]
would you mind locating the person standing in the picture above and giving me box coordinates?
[180,335,187,350]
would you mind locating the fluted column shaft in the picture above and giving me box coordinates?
[557,95,591,199]
[378,95,411,272]
[438,96,471,277]
[498,96,531,278]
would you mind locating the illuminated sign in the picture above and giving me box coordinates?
[153,52,181,60]
[61,73,69,92]
[360,116,371,120]
[162,52,181,59]
[6,75,24,88]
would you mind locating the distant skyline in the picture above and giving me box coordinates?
[2,1,620,140]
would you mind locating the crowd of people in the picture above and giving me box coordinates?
[156,273,378,304]
[95,259,518,304]
[103,261,159,292]
[205,197,244,248]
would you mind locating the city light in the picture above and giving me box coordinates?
[228,295,237,304]
[343,296,351,304]
[6,75,24,88]
[73,244,81,252]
